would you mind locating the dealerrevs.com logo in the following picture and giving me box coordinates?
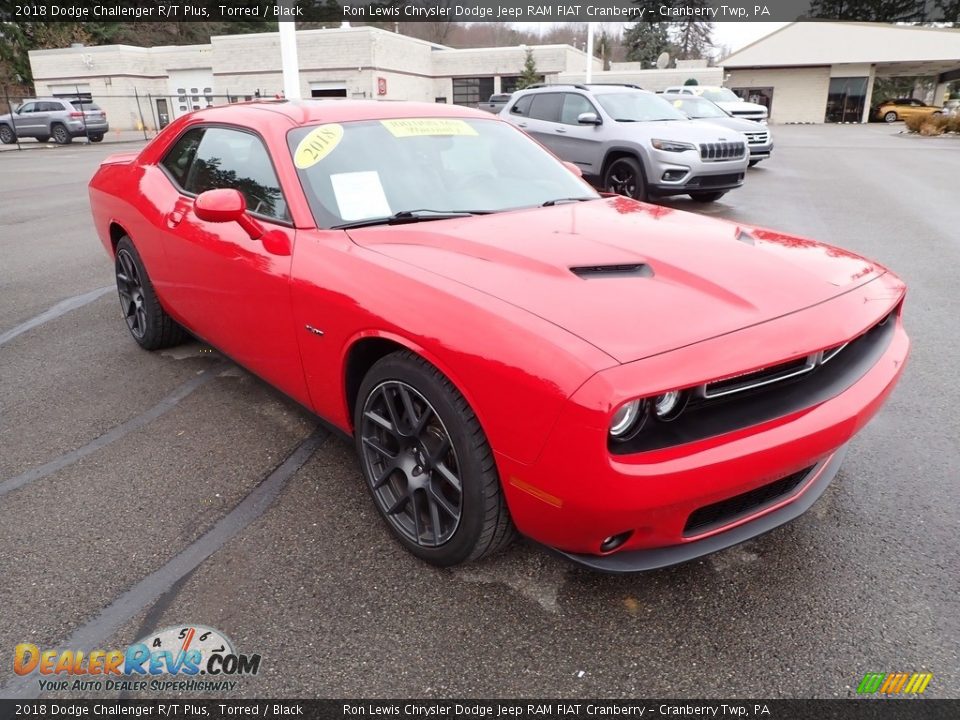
[856,672,933,695]
[14,625,261,693]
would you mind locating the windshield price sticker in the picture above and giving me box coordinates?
[294,124,344,169]
[381,119,478,138]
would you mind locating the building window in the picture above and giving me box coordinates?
[501,75,542,94]
[452,77,494,107]
[311,88,347,98]
[731,87,774,119]
[825,77,869,123]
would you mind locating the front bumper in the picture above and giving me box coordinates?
[496,276,908,570]
[748,142,773,160]
[647,149,748,196]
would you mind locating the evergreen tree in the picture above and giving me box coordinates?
[516,49,541,90]
[623,22,672,66]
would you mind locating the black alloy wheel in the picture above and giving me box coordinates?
[355,351,515,566]
[360,380,464,548]
[113,236,186,350]
[0,125,15,144]
[89,133,104,143]
[604,156,647,201]
[52,124,72,144]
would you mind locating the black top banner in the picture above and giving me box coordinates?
[0,700,958,720]
[0,0,957,23]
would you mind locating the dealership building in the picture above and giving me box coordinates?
[26,22,960,130]
[27,26,600,131]
[721,22,960,124]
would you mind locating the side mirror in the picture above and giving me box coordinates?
[562,161,583,178]
[577,112,601,125]
[194,188,263,240]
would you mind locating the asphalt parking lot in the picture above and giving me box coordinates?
[1,124,957,700]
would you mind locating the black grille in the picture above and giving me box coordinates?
[687,173,743,188]
[699,141,746,161]
[683,465,816,536]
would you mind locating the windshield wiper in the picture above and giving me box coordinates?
[540,197,595,207]
[332,209,490,230]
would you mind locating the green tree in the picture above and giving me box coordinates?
[684,78,699,86]
[516,48,541,90]
[623,22,672,66]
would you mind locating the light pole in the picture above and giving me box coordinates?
[585,23,594,84]
[278,0,301,100]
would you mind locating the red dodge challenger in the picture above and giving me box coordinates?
[88,101,909,571]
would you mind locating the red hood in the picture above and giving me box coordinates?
[348,197,882,363]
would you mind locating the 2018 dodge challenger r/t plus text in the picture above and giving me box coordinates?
[88,101,909,572]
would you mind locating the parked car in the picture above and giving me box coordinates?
[663,93,772,167]
[88,100,908,571]
[0,97,108,144]
[943,99,960,116]
[478,93,512,114]
[501,84,749,203]
[663,85,768,122]
[874,98,943,123]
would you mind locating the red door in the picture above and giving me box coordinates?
[153,125,311,407]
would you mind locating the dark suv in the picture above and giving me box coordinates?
[0,97,109,144]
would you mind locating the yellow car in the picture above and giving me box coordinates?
[875,98,943,123]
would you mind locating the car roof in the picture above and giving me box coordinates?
[193,99,493,128]
[515,84,651,96]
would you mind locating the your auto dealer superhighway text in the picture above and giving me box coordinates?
[343,5,768,19]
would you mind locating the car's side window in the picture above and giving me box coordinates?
[39,102,61,112]
[161,128,205,189]
[185,127,288,222]
[18,103,36,114]
[510,95,533,116]
[528,93,563,123]
[560,93,595,125]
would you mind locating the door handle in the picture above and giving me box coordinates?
[166,210,184,228]
[517,122,527,128]
[555,128,567,134]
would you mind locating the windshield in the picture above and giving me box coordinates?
[700,88,741,103]
[70,100,102,111]
[595,93,686,122]
[288,117,598,228]
[669,96,728,119]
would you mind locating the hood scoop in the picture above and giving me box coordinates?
[571,263,653,279]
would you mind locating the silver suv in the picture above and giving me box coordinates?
[501,84,748,203]
[0,97,109,145]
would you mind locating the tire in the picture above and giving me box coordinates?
[748,159,761,167]
[354,350,516,566]
[89,133,104,142]
[884,111,898,123]
[51,124,72,144]
[114,237,187,350]
[36,135,49,143]
[688,191,727,203]
[603,156,648,201]
[0,124,15,145]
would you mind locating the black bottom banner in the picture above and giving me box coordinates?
[0,700,957,720]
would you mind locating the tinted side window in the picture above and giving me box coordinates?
[161,128,205,189]
[186,127,288,221]
[528,94,563,123]
[510,95,533,116]
[560,94,594,124]
[18,103,36,113]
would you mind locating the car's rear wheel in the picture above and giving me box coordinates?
[355,351,515,566]
[0,125,15,144]
[884,111,898,123]
[51,123,72,144]
[603,156,648,201]
[89,133,104,143]
[688,191,726,203]
[114,237,187,350]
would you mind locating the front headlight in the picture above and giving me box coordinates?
[651,138,697,152]
[609,399,645,439]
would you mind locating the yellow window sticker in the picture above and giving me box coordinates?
[673,100,684,108]
[294,124,344,169]
[381,118,478,138]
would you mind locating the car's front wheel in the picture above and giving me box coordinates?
[355,351,515,566]
[688,191,727,203]
[0,125,15,144]
[51,123,72,144]
[884,111,898,123]
[748,159,761,167]
[114,236,187,350]
[603,156,648,201]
